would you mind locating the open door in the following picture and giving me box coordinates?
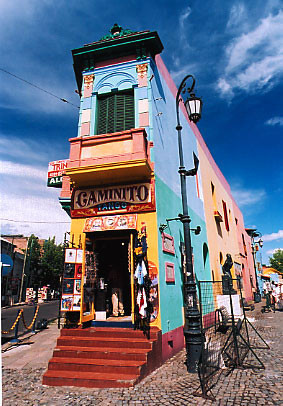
[80,230,135,323]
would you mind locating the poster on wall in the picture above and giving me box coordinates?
[73,295,81,311]
[148,261,159,322]
[65,248,77,263]
[75,264,82,279]
[83,214,138,233]
[74,279,81,295]
[76,249,83,264]
[63,263,76,278]
[61,295,73,311]
[62,279,74,294]
[61,248,84,312]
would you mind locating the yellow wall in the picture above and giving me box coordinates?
[197,143,240,281]
[69,211,161,329]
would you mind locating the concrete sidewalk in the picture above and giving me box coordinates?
[2,321,60,369]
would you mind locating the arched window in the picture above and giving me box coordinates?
[203,243,209,269]
[219,252,223,265]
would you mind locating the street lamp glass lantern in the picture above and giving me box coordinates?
[185,93,203,123]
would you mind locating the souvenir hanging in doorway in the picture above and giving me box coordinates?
[134,223,153,338]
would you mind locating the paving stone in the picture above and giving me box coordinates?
[2,304,283,405]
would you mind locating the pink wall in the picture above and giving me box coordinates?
[232,202,254,301]
[161,326,185,362]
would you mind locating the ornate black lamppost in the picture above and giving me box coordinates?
[247,229,263,302]
[176,75,203,373]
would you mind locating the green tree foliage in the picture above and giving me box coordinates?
[269,249,283,274]
[27,234,42,288]
[40,237,65,289]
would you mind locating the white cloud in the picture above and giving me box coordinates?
[262,230,283,242]
[265,116,283,126]
[0,136,51,163]
[266,248,283,255]
[0,160,70,243]
[231,185,266,207]
[179,6,192,34]
[217,10,283,97]
[170,62,199,83]
[227,3,246,29]
[0,160,46,180]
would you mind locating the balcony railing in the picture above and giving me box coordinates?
[64,128,153,188]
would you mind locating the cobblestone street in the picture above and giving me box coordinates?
[2,306,282,405]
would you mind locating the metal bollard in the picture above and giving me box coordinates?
[32,306,37,334]
[9,309,21,343]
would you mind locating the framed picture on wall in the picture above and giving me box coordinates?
[65,248,77,263]
[165,262,175,283]
[73,295,81,311]
[64,263,75,278]
[76,249,83,264]
[61,295,73,311]
[62,279,74,294]
[162,233,175,255]
[75,264,82,279]
[74,279,81,295]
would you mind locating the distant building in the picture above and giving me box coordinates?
[1,236,26,305]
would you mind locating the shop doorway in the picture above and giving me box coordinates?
[89,230,133,318]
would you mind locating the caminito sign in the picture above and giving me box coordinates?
[71,181,155,218]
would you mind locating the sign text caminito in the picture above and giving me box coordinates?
[74,182,151,210]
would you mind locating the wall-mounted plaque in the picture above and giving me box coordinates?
[162,233,175,255]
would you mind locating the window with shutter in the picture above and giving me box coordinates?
[96,90,135,135]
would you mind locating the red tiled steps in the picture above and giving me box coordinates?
[53,345,149,361]
[57,335,152,349]
[42,370,139,388]
[48,357,146,375]
[42,326,162,388]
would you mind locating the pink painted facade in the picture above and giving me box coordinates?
[155,54,254,301]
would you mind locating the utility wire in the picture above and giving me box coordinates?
[0,67,80,109]
[1,218,70,224]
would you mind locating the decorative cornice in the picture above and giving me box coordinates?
[84,74,94,89]
[136,63,148,78]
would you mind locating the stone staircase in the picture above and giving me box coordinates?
[42,326,162,388]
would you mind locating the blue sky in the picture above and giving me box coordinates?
[0,0,282,264]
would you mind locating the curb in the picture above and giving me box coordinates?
[1,318,59,352]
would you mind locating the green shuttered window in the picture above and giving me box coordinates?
[96,90,135,135]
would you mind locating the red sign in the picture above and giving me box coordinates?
[47,159,69,188]
[71,180,155,218]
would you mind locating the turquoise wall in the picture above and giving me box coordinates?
[148,59,212,332]
[155,176,211,332]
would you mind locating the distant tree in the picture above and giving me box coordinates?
[269,249,283,274]
[27,234,42,288]
[40,237,64,289]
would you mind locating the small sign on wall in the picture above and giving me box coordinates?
[162,233,175,255]
[165,262,175,283]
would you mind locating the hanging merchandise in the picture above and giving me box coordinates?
[83,251,98,315]
[137,287,147,317]
[134,260,147,285]
[134,223,153,338]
